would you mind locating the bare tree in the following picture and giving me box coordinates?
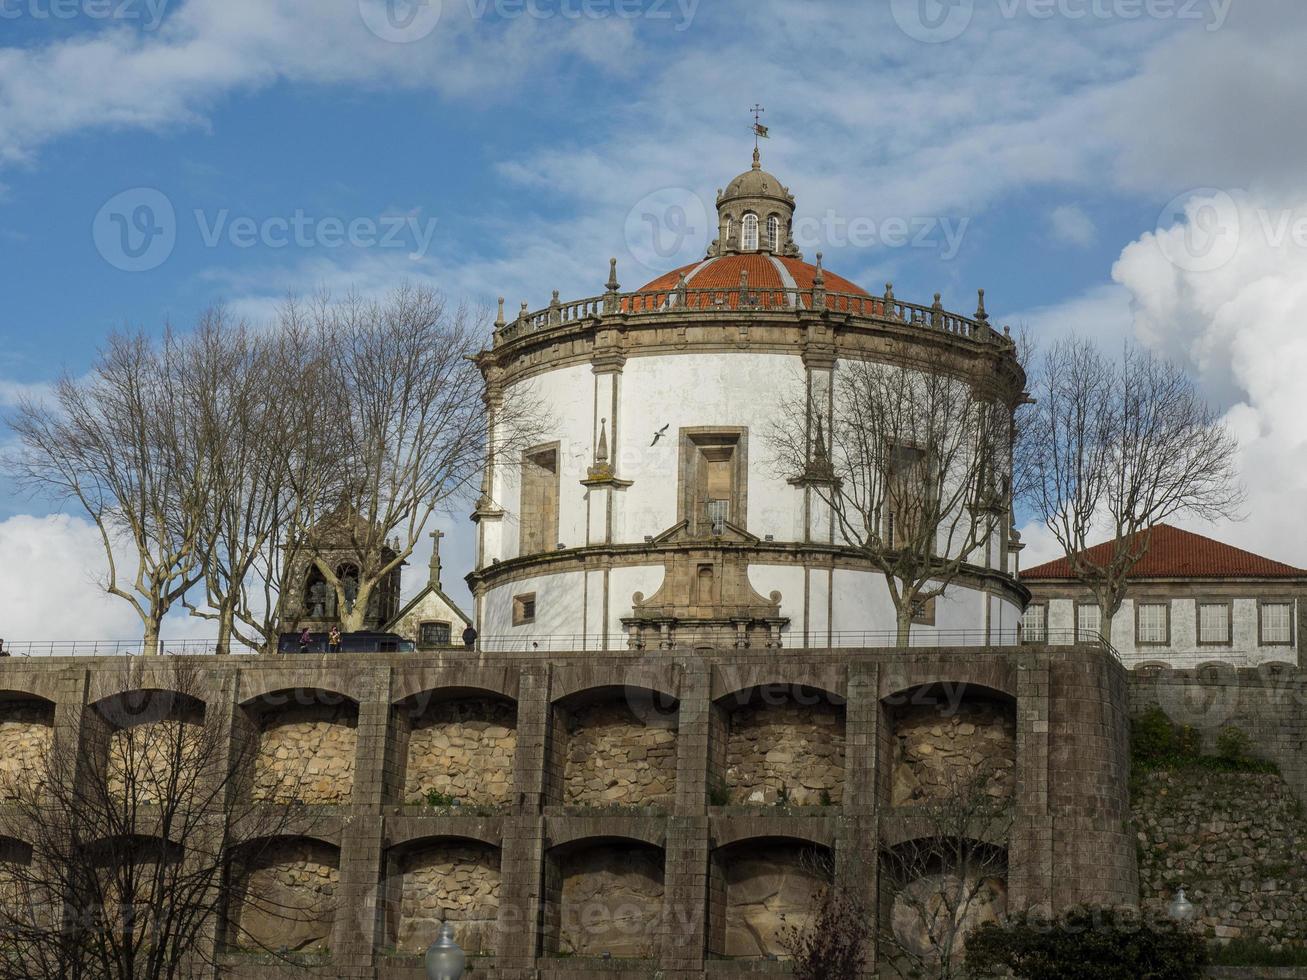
[772,358,1015,646]
[780,851,872,980]
[0,661,314,979]
[7,332,214,656]
[292,285,538,633]
[878,767,1013,980]
[182,309,337,654]
[1025,338,1242,640]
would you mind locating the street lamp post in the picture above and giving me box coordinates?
[425,922,466,980]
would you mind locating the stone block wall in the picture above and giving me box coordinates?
[390,840,501,954]
[401,697,516,806]
[106,717,205,803]
[0,645,1136,979]
[890,699,1016,806]
[228,839,340,952]
[1134,768,1307,949]
[0,701,53,800]
[250,702,357,804]
[714,841,828,959]
[555,843,665,958]
[723,697,844,806]
[562,700,676,808]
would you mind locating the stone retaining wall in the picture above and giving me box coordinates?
[0,702,53,801]
[891,699,1016,806]
[563,701,676,808]
[250,703,356,804]
[229,840,339,952]
[403,698,516,806]
[393,840,501,955]
[1135,768,1307,950]
[723,699,844,806]
[718,842,827,959]
[557,844,665,958]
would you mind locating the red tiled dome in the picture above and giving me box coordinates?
[624,253,875,314]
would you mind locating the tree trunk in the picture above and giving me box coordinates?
[142,619,161,657]
[215,604,236,656]
[337,579,373,633]
[1100,606,1114,648]
[895,605,913,649]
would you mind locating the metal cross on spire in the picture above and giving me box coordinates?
[751,104,769,147]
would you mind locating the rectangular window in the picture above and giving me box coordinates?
[520,445,560,555]
[911,596,936,626]
[418,621,451,648]
[886,444,929,551]
[1076,603,1101,643]
[1136,601,1170,646]
[1198,601,1232,646]
[1260,601,1293,646]
[1021,603,1046,644]
[681,430,746,536]
[513,592,537,626]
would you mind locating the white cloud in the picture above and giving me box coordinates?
[1109,188,1307,568]
[0,513,215,653]
[1049,204,1096,247]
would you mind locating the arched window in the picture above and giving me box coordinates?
[767,215,780,252]
[723,217,733,247]
[742,213,759,251]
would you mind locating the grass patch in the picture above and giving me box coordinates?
[1131,707,1278,777]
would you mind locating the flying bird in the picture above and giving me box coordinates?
[650,424,669,446]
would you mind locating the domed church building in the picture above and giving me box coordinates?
[469,149,1027,651]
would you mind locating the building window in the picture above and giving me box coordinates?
[519,443,560,556]
[513,593,537,626]
[1197,601,1232,646]
[911,596,936,626]
[1259,600,1294,646]
[418,621,451,648]
[1076,602,1101,642]
[680,429,747,536]
[886,444,930,551]
[742,213,759,251]
[1136,601,1170,646]
[766,215,780,252]
[723,216,733,247]
[1021,603,1046,644]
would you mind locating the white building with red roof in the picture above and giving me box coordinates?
[467,150,1028,651]
[1021,524,1307,668]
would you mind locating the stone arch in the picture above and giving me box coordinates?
[880,663,1016,702]
[880,837,1008,968]
[241,690,359,804]
[712,684,845,806]
[551,686,679,809]
[1136,660,1172,670]
[394,688,518,807]
[0,693,55,802]
[89,690,206,805]
[709,837,832,960]
[382,836,502,955]
[225,835,340,954]
[545,837,665,959]
[884,682,1016,808]
[1195,660,1235,672]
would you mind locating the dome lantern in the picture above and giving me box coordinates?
[711,147,800,259]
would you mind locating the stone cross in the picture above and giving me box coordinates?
[429,529,444,590]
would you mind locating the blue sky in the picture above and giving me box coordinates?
[3,0,1307,642]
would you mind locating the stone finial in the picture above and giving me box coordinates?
[606,257,620,293]
[884,282,895,301]
[814,252,825,284]
[752,145,761,171]
[933,292,943,309]
[518,300,529,325]
[494,297,505,329]
[596,418,609,465]
[975,288,989,323]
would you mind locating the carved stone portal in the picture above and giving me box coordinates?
[621,522,788,650]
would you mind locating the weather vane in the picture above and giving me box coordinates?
[751,104,769,147]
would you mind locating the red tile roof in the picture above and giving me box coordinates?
[1022,524,1306,581]
[624,254,875,313]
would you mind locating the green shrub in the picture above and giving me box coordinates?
[1215,725,1252,763]
[1211,938,1307,967]
[708,777,731,807]
[423,789,459,808]
[965,908,1208,980]
[1175,724,1201,759]
[1132,707,1177,763]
